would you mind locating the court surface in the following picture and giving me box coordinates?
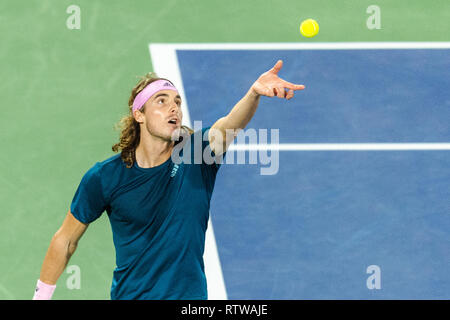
[152,43,450,299]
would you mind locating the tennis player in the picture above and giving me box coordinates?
[33,60,304,300]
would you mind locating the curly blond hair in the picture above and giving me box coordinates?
[112,72,193,168]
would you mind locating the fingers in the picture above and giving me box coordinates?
[270,60,283,74]
[286,89,294,100]
[268,87,295,99]
[274,87,286,98]
[280,88,295,100]
[284,82,305,91]
[265,87,274,97]
[274,87,300,99]
[265,84,303,99]
[266,87,283,98]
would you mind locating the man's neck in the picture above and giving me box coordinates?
[135,134,174,168]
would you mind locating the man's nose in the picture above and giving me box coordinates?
[169,103,179,114]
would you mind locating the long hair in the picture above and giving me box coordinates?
[112,72,193,168]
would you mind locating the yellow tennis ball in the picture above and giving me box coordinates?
[300,19,319,38]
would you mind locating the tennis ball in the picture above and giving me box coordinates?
[300,19,319,38]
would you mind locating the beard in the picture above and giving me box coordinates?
[144,120,181,143]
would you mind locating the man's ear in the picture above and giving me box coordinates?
[133,109,144,124]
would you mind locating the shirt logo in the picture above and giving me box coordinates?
[170,164,179,177]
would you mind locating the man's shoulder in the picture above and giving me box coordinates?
[89,153,124,178]
[98,153,122,166]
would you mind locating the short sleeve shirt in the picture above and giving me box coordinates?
[70,126,224,300]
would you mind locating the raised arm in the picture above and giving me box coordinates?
[209,60,305,156]
[33,209,88,299]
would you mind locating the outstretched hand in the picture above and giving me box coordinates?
[250,60,305,99]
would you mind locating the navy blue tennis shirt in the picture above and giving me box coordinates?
[70,126,224,299]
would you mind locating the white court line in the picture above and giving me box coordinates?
[150,42,450,51]
[148,42,450,300]
[228,143,450,151]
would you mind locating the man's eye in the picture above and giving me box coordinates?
[158,99,181,105]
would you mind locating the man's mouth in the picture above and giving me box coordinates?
[168,117,179,125]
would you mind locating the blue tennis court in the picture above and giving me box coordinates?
[175,48,449,299]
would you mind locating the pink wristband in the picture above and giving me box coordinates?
[33,279,56,300]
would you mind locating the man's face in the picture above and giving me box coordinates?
[134,89,183,142]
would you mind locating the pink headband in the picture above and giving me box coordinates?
[132,79,179,112]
